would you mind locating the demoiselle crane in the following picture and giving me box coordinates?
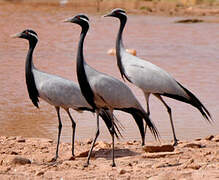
[104,8,212,146]
[64,14,159,167]
[11,29,122,161]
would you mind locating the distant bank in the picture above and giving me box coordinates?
[1,0,219,16]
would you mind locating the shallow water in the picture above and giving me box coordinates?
[0,3,219,143]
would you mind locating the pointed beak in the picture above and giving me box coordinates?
[63,17,73,23]
[103,13,111,18]
[10,32,21,38]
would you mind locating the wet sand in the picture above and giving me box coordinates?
[0,135,218,179]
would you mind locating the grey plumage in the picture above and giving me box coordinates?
[12,29,121,161]
[65,14,159,167]
[104,8,212,146]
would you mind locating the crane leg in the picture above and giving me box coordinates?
[84,110,100,167]
[155,94,179,146]
[52,106,62,162]
[109,109,116,167]
[144,93,151,145]
[66,109,76,157]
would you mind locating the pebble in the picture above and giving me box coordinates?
[118,168,127,175]
[143,144,174,153]
[17,138,26,143]
[212,135,219,142]
[35,171,44,176]
[12,156,31,165]
[205,135,214,141]
[182,143,204,148]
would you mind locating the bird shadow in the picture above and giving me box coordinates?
[92,147,140,160]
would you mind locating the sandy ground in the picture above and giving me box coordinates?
[0,135,218,179]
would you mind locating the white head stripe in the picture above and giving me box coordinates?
[80,17,89,23]
[29,32,38,40]
[120,12,127,16]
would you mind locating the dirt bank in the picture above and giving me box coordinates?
[1,0,219,16]
[0,135,218,179]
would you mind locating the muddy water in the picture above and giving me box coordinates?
[0,2,219,143]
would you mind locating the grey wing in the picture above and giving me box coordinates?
[34,70,91,109]
[123,53,189,98]
[89,73,140,109]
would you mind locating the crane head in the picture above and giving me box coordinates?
[11,29,38,41]
[104,8,127,19]
[64,14,89,26]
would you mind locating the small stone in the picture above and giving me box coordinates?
[12,156,31,165]
[128,162,132,167]
[205,135,214,141]
[143,144,174,153]
[212,135,219,142]
[183,143,204,148]
[17,138,26,143]
[11,151,18,155]
[35,171,44,176]
[118,168,126,175]
[127,141,134,145]
[189,164,201,170]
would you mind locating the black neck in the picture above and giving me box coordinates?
[25,39,39,108]
[115,16,132,82]
[76,23,96,109]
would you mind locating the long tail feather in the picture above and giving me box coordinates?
[99,109,123,139]
[139,110,160,141]
[121,108,160,142]
[163,81,212,123]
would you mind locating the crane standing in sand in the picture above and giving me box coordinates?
[104,8,212,146]
[11,29,122,161]
[64,14,159,167]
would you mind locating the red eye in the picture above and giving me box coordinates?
[25,31,28,35]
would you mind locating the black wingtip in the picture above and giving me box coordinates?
[176,81,213,123]
[33,100,39,108]
[140,110,160,141]
[99,109,123,139]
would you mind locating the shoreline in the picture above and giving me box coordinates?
[0,135,218,179]
[1,0,219,16]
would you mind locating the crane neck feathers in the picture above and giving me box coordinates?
[115,15,132,83]
[25,40,39,108]
[76,21,96,109]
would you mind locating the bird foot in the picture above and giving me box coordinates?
[83,162,89,168]
[69,155,75,161]
[111,162,116,167]
[50,156,58,163]
[173,139,179,146]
